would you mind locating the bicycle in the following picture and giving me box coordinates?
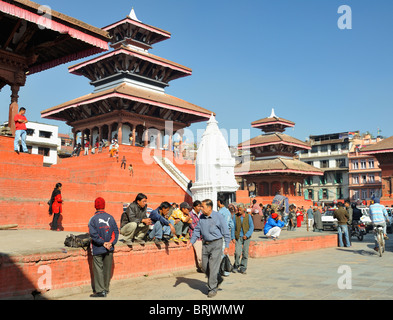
[374,225,385,257]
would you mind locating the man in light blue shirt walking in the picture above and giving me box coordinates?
[217,196,234,277]
[188,199,231,298]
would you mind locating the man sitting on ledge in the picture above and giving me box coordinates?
[264,213,285,240]
[120,193,152,245]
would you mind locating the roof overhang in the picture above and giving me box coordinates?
[0,0,109,75]
[235,169,324,176]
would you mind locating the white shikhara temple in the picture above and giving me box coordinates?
[191,115,239,210]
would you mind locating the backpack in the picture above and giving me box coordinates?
[64,233,91,250]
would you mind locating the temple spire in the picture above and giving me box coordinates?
[128,7,141,22]
[269,108,277,118]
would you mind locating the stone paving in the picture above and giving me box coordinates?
[49,231,393,301]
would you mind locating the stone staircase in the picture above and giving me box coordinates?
[0,135,195,231]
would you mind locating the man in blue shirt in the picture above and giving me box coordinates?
[188,199,231,298]
[231,203,254,274]
[217,196,234,276]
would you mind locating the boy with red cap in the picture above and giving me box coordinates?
[88,197,119,298]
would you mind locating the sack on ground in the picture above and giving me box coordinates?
[64,233,91,249]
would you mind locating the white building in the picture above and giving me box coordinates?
[25,122,60,166]
[298,131,356,204]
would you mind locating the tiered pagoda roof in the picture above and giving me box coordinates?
[236,109,322,177]
[41,8,213,128]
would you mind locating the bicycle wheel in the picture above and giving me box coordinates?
[377,231,383,257]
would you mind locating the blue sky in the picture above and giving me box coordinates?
[2,0,393,144]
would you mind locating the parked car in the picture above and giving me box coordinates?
[321,209,337,231]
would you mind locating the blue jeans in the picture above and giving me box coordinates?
[373,222,386,248]
[149,221,171,240]
[337,224,351,247]
[14,130,27,152]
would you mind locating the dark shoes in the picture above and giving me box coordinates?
[90,291,107,298]
[232,266,247,274]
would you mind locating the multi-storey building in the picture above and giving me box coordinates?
[298,131,357,205]
[348,134,383,202]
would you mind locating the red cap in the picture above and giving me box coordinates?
[95,197,105,210]
[271,213,278,219]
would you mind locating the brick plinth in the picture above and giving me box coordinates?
[0,234,337,299]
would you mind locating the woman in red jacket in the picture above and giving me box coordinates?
[50,183,63,231]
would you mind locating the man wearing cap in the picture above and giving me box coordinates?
[188,199,231,298]
[263,212,285,240]
[168,202,192,242]
[369,198,389,252]
[88,197,119,298]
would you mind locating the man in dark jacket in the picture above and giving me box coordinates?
[120,193,151,245]
[333,202,351,247]
[88,197,119,298]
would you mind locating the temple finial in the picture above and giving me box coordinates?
[269,108,277,118]
[129,7,141,22]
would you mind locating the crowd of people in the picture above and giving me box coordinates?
[84,192,329,298]
[47,181,391,298]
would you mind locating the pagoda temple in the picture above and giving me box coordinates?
[41,9,213,149]
[235,109,323,203]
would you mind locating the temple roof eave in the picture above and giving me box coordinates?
[238,133,311,151]
[234,158,324,177]
[68,45,192,76]
[41,84,214,124]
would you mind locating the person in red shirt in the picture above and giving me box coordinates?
[49,183,63,231]
[14,107,28,154]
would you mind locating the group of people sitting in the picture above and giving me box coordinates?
[71,138,119,157]
[118,194,292,247]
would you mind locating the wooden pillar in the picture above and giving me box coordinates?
[132,126,136,146]
[143,128,149,147]
[8,85,20,137]
[117,123,123,145]
[156,131,161,150]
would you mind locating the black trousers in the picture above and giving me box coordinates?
[51,213,60,230]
